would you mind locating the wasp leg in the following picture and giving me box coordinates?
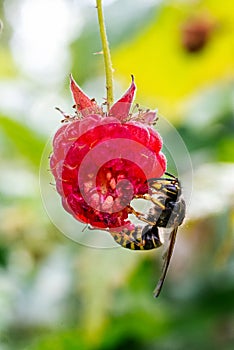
[151,186,177,196]
[134,194,166,210]
[127,205,156,226]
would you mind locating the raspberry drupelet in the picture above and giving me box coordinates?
[50,75,166,233]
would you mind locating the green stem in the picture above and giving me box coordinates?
[96,0,114,110]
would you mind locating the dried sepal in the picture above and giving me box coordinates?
[70,74,102,116]
[108,75,136,121]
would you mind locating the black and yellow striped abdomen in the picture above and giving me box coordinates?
[110,224,162,250]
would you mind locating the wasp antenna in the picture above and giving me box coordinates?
[164,172,177,179]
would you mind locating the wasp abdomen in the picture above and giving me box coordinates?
[110,224,162,251]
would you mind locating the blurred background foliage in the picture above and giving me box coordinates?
[0,0,234,349]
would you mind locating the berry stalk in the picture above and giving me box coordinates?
[96,0,114,110]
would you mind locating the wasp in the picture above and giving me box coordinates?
[110,172,186,297]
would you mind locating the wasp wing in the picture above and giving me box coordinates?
[153,227,178,297]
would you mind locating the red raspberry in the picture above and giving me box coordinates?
[50,75,166,230]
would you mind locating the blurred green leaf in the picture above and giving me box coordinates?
[0,115,46,169]
[26,330,89,350]
[176,100,234,162]
[0,242,9,267]
[217,138,234,162]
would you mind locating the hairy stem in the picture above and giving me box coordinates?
[96,0,114,110]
